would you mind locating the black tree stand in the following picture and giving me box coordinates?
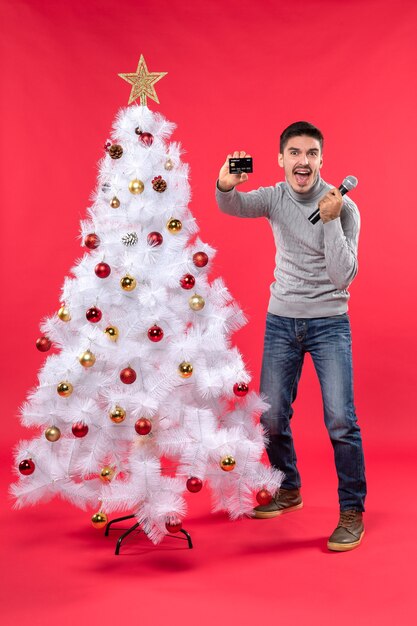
[105,514,193,555]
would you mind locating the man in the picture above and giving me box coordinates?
[215,121,366,551]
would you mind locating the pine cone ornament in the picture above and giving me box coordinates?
[152,175,167,192]
[121,232,138,246]
[109,144,123,159]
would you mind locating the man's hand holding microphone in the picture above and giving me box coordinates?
[317,188,343,223]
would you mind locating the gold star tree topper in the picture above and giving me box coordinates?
[118,55,167,106]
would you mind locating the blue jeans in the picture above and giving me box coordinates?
[260,312,366,512]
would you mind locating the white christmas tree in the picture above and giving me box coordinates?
[11,57,283,544]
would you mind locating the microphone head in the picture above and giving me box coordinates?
[342,175,358,191]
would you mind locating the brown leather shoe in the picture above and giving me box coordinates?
[327,510,364,551]
[253,488,303,519]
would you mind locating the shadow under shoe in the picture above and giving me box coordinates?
[327,510,364,551]
[253,488,303,519]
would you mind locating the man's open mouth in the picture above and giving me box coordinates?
[293,168,311,185]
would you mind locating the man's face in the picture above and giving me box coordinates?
[278,135,323,194]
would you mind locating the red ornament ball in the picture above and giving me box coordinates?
[135,417,152,435]
[19,459,35,475]
[148,325,164,342]
[186,477,203,493]
[72,422,89,438]
[120,367,137,384]
[36,336,51,352]
[180,274,196,290]
[95,262,111,278]
[233,382,249,397]
[165,519,182,534]
[139,132,154,147]
[256,489,273,506]
[84,233,100,249]
[193,251,209,268]
[86,306,102,323]
[147,231,163,247]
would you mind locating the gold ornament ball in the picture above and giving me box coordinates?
[164,158,174,171]
[189,294,205,311]
[100,466,115,482]
[58,305,71,322]
[79,350,96,368]
[120,275,137,291]
[109,406,126,423]
[179,361,193,378]
[45,426,61,442]
[104,325,119,341]
[110,196,120,208]
[220,455,236,472]
[57,381,73,397]
[167,218,182,233]
[128,179,144,194]
[91,512,108,529]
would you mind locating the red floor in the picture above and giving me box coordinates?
[2,441,416,626]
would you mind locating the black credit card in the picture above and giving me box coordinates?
[229,157,253,174]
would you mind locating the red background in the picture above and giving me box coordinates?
[1,1,416,624]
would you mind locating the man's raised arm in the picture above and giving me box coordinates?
[216,150,271,219]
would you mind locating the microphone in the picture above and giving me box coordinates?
[308,175,358,224]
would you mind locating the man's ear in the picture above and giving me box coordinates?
[278,153,284,168]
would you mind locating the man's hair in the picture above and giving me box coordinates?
[279,121,324,153]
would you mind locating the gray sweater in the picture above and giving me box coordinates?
[215,176,360,318]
